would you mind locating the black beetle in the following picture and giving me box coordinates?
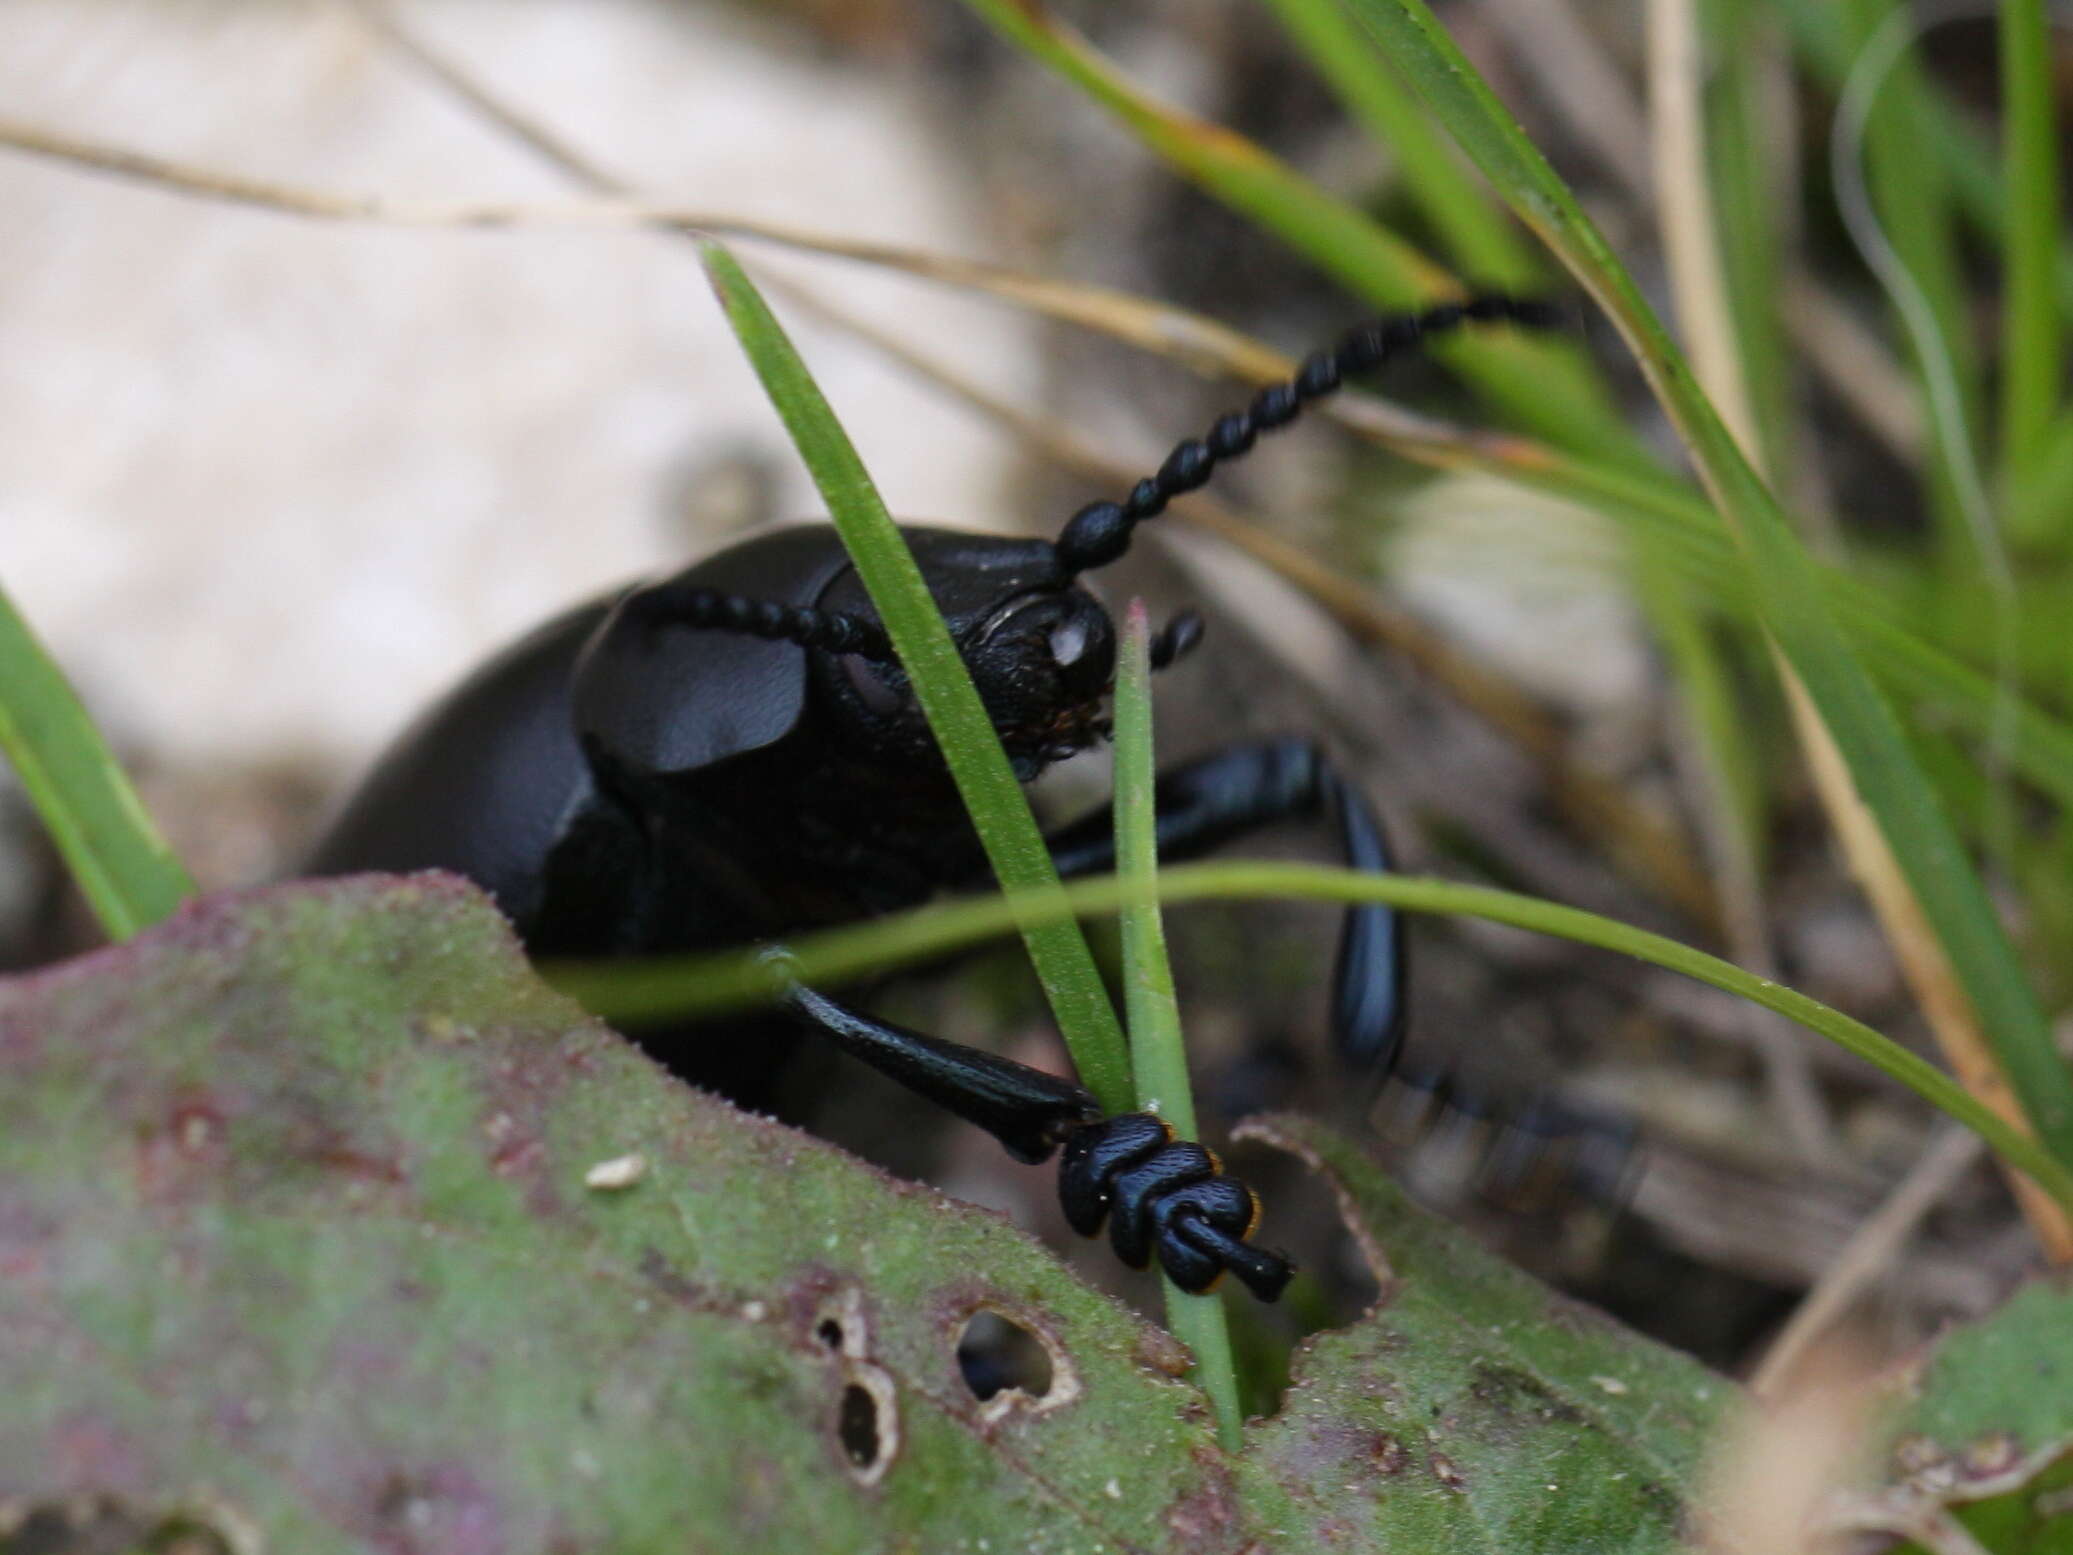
[307,297,1560,1299]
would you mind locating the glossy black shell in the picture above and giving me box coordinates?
[307,522,1070,954]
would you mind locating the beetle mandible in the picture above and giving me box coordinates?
[307,296,1560,1300]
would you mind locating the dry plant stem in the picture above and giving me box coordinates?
[1481,0,1920,468]
[0,111,1287,388]
[1750,1122,1984,1397]
[1648,0,1833,1166]
[0,106,1579,476]
[1698,1343,1879,1555]
[1827,1501,1999,1555]
[1649,0,1758,458]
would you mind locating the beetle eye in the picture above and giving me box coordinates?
[842,653,909,718]
[1047,618,1091,669]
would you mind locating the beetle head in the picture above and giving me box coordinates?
[816,529,1118,777]
[572,302,1557,787]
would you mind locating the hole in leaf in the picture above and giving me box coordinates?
[839,1384,880,1467]
[956,1310,1055,1403]
[0,1497,235,1555]
[833,1362,898,1483]
[816,1318,844,1350]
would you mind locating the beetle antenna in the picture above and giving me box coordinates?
[1054,296,1563,576]
[628,581,896,661]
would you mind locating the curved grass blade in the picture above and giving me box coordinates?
[1997,0,2062,490]
[1258,0,1537,288]
[1834,0,1981,551]
[544,860,2073,1217]
[0,582,193,939]
[700,243,1130,1112]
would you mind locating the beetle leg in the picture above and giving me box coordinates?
[775,980,1296,1299]
[777,982,1101,1164]
[1040,737,1407,1073]
[1381,1064,1643,1211]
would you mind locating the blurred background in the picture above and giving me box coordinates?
[0,0,2054,1387]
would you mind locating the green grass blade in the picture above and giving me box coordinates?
[2010,415,2073,557]
[1997,0,2062,492]
[1112,602,1190,1132]
[1113,602,1243,1446]
[1837,0,1981,552]
[1380,430,2073,813]
[544,860,2073,1216]
[699,243,1131,1111]
[1257,0,1536,288]
[1764,0,2073,328]
[952,0,1637,461]
[0,582,194,940]
[1334,0,2073,1166]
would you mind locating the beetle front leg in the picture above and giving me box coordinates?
[1041,737,1407,1073]
[778,981,1100,1164]
[774,979,1294,1299]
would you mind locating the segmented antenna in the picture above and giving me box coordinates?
[1148,609,1204,670]
[1055,296,1564,576]
[628,580,895,661]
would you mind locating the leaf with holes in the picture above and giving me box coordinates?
[0,876,1225,1551]
[1234,1115,1734,1554]
[1837,1278,2073,1552]
[1,876,1753,1551]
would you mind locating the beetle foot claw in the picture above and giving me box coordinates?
[1058,1112,1294,1301]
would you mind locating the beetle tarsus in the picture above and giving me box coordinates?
[776,984,1294,1299]
[1058,1112,1293,1301]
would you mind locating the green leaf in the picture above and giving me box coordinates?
[2,879,1757,1548]
[1113,602,1191,1134]
[1855,1279,2073,1553]
[0,877,1219,1548]
[0,580,193,939]
[699,241,1130,1113]
[1239,1115,1733,1553]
